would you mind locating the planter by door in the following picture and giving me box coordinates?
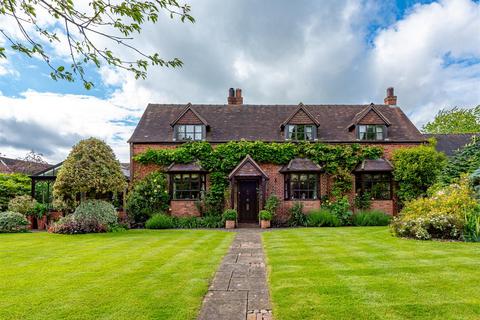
[238,180,259,223]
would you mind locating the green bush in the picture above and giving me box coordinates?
[33,203,48,218]
[392,145,447,204]
[306,209,340,227]
[259,210,273,221]
[441,137,480,185]
[222,209,237,221]
[74,200,118,228]
[324,196,352,226]
[352,210,391,226]
[354,192,371,210]
[126,171,169,225]
[265,195,280,215]
[288,202,307,227]
[0,173,30,211]
[175,216,200,229]
[463,209,480,242]
[8,195,36,215]
[0,211,29,233]
[391,177,478,240]
[145,213,175,229]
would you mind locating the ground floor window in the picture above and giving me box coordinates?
[355,173,392,200]
[172,173,206,200]
[284,173,318,200]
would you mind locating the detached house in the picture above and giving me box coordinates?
[129,87,425,221]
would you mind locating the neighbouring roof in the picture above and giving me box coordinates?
[129,104,425,143]
[31,162,131,181]
[0,157,51,175]
[424,133,479,156]
[228,155,269,179]
[166,162,205,172]
[280,158,324,173]
[354,159,393,172]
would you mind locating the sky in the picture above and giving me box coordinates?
[0,0,479,164]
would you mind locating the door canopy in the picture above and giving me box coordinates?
[228,155,269,180]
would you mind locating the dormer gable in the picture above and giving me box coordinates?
[347,104,391,131]
[170,103,209,127]
[228,155,269,180]
[281,103,320,128]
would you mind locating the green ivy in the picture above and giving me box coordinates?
[135,141,383,216]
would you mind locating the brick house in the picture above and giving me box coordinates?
[128,87,425,222]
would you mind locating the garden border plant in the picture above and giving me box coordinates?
[134,141,383,220]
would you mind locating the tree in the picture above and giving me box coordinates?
[440,136,480,185]
[53,137,127,211]
[0,173,30,210]
[0,0,194,89]
[422,106,480,134]
[392,145,447,204]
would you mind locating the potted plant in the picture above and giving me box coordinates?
[223,209,237,229]
[34,203,48,230]
[259,210,273,229]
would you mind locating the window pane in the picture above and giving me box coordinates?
[359,125,366,133]
[305,126,313,140]
[186,125,194,133]
[194,133,202,140]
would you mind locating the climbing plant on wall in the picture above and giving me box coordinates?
[134,141,383,215]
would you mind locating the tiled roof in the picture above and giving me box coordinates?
[129,104,425,143]
[424,133,478,156]
[280,158,323,172]
[166,162,205,172]
[0,157,51,175]
[354,159,393,172]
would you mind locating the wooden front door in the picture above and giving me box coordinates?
[238,180,258,223]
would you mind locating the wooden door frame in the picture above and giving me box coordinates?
[236,178,260,223]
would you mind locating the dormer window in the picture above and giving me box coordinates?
[286,124,316,141]
[358,125,386,141]
[175,125,205,141]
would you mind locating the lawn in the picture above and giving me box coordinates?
[0,229,234,320]
[263,227,480,320]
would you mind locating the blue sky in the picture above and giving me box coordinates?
[0,0,479,162]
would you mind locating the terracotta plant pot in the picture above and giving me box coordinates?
[27,216,35,230]
[260,220,271,229]
[225,220,236,229]
[37,216,47,230]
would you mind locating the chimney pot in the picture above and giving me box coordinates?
[228,88,243,105]
[384,87,397,106]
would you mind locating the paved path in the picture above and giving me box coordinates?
[198,229,272,320]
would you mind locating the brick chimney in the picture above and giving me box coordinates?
[384,87,397,105]
[227,88,243,105]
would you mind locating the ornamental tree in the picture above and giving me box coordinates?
[53,138,126,210]
[392,145,447,204]
[440,136,480,185]
[422,106,480,134]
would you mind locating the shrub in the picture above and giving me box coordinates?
[324,196,352,226]
[288,202,307,227]
[49,214,107,234]
[74,200,118,228]
[353,210,391,226]
[175,216,200,229]
[222,209,237,221]
[441,137,480,185]
[0,211,29,233]
[463,209,480,242]
[33,203,48,218]
[392,145,447,204]
[8,195,37,215]
[391,177,478,240]
[265,195,280,215]
[145,213,175,229]
[199,215,223,228]
[306,209,340,227]
[126,171,169,225]
[0,173,30,211]
[259,210,273,221]
[53,138,127,211]
[354,192,371,210]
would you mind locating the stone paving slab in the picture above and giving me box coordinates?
[198,229,272,320]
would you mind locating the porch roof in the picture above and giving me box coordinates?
[228,155,269,180]
[279,158,323,173]
[354,159,393,172]
[166,162,206,172]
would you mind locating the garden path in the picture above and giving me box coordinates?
[198,228,272,320]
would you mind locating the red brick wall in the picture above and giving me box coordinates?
[369,200,394,215]
[131,144,177,181]
[170,201,201,217]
